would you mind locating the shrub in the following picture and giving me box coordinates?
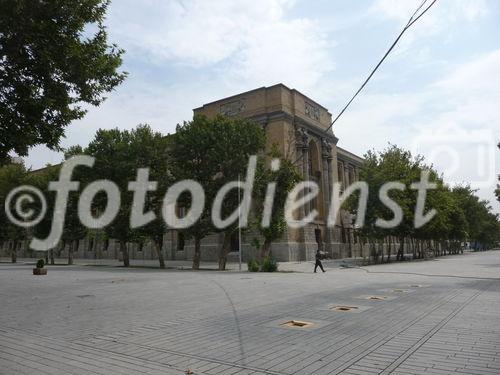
[36,259,45,268]
[247,259,259,272]
[261,256,278,272]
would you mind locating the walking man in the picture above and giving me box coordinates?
[314,249,325,273]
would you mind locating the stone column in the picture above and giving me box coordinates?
[321,138,333,254]
[303,147,310,216]
[295,127,309,219]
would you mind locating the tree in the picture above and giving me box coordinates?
[0,0,126,163]
[132,128,171,269]
[82,125,169,267]
[253,148,301,260]
[84,128,135,267]
[60,146,88,265]
[26,165,62,263]
[347,143,500,263]
[496,143,500,204]
[170,115,266,270]
[452,186,499,250]
[346,145,424,262]
[0,162,28,262]
[344,144,499,262]
[207,116,266,270]
[416,175,463,256]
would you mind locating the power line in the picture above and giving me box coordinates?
[325,0,438,133]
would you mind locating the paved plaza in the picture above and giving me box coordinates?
[1,251,500,375]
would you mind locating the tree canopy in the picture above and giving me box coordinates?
[0,0,126,163]
[346,144,499,262]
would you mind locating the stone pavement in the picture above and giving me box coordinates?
[1,251,499,375]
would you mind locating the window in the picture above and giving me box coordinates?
[348,167,355,186]
[338,162,344,190]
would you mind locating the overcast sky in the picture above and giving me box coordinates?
[25,0,499,213]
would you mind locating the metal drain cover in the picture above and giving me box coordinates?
[366,295,388,301]
[280,320,315,328]
[330,305,359,312]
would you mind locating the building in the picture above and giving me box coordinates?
[0,84,363,263]
[186,84,363,262]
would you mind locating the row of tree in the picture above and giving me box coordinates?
[345,145,500,262]
[0,115,300,270]
[1,122,498,269]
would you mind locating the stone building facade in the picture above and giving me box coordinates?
[187,84,363,262]
[0,84,363,263]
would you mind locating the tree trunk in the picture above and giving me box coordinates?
[260,238,272,261]
[153,240,165,269]
[218,231,232,271]
[11,240,17,263]
[120,241,129,267]
[370,239,377,263]
[347,228,352,258]
[192,237,201,270]
[397,237,404,261]
[68,240,74,265]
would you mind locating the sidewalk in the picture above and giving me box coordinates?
[1,250,485,274]
[1,256,361,272]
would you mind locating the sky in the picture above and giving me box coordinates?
[25,0,500,213]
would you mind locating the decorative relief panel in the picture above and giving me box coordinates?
[220,99,246,116]
[305,102,320,121]
[295,127,309,149]
[321,138,333,158]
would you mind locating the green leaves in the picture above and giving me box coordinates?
[0,163,28,242]
[169,115,266,239]
[0,0,126,162]
[349,144,499,249]
[253,148,301,251]
[82,125,169,244]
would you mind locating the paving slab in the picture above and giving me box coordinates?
[1,250,499,374]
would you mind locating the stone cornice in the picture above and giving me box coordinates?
[249,110,338,144]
